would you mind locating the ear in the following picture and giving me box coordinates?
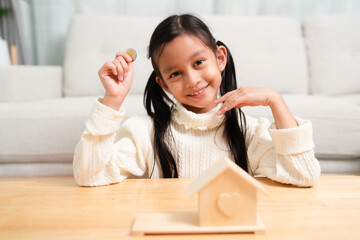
[216,45,227,72]
[155,76,171,94]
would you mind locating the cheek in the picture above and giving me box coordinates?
[214,75,222,90]
[166,81,183,95]
[207,67,222,86]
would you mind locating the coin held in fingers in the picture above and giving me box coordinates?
[126,48,137,61]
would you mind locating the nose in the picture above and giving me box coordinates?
[184,69,201,88]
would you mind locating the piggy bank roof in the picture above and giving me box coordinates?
[188,157,268,197]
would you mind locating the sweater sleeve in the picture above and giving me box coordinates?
[245,115,321,187]
[73,99,154,187]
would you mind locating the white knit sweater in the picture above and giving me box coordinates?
[73,99,321,187]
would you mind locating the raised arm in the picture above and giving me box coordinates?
[216,86,321,186]
[98,52,134,110]
[73,51,156,186]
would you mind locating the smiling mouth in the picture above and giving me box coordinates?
[187,85,209,97]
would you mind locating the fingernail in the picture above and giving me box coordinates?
[124,72,128,77]
[120,76,124,81]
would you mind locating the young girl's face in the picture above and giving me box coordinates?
[155,34,227,114]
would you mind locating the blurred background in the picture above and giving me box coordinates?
[1,0,360,66]
[1,0,359,176]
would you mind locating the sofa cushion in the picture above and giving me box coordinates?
[0,66,62,103]
[64,15,309,97]
[242,94,360,160]
[0,97,94,163]
[1,94,358,173]
[203,16,309,94]
[0,96,146,164]
[336,94,360,106]
[304,14,360,95]
[64,15,162,97]
[2,94,357,164]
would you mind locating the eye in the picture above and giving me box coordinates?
[170,71,181,79]
[194,59,204,66]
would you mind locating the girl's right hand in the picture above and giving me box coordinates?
[98,52,134,110]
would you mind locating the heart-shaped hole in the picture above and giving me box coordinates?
[217,192,243,218]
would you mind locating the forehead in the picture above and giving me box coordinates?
[157,34,214,73]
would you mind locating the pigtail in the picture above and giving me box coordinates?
[216,40,248,172]
[144,71,178,178]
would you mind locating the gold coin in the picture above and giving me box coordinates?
[126,48,137,61]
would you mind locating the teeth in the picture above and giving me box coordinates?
[190,86,206,96]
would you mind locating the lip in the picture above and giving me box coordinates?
[187,84,209,98]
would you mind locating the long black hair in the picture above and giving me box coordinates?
[144,14,248,178]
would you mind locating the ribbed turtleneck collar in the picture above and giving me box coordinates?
[172,102,225,130]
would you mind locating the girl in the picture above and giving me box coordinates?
[73,14,321,187]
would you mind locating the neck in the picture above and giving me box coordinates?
[182,101,218,114]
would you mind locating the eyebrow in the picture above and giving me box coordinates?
[162,49,206,75]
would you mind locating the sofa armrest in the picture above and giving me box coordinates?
[0,65,62,103]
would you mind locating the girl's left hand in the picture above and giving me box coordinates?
[215,86,280,116]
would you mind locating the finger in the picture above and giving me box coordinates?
[117,57,129,77]
[217,95,245,116]
[103,61,117,76]
[115,52,133,63]
[127,61,133,77]
[216,105,231,116]
[217,100,232,116]
[111,64,117,76]
[215,90,235,103]
[215,95,226,104]
[112,59,124,81]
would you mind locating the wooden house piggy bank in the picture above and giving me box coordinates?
[188,157,268,229]
[132,157,267,235]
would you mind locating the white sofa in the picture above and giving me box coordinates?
[0,14,359,177]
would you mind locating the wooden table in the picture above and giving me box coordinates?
[0,175,359,240]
